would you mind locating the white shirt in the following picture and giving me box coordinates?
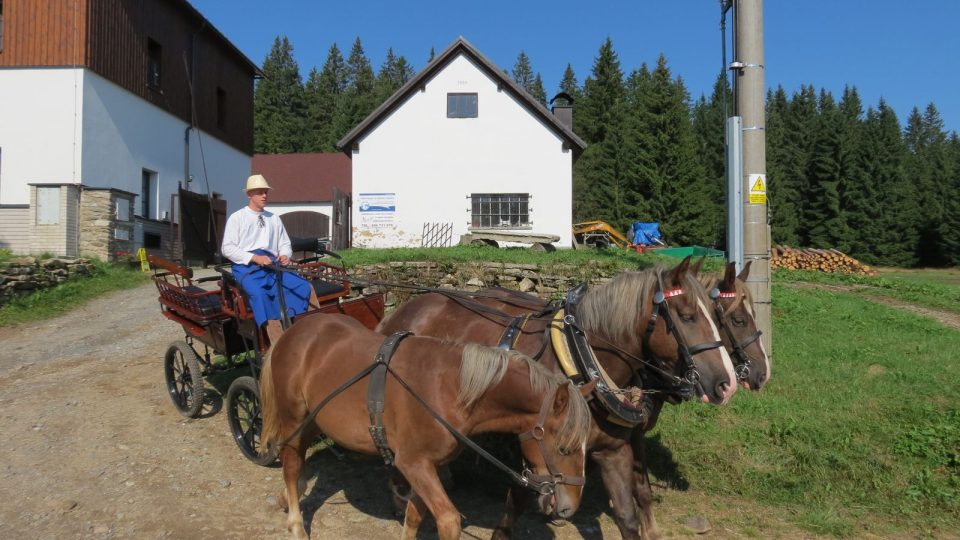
[221,207,292,265]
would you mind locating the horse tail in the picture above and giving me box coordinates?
[259,346,281,455]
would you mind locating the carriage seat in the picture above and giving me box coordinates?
[181,285,224,316]
[312,278,348,300]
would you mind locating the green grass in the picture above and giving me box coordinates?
[0,261,151,327]
[775,268,960,315]
[650,284,960,537]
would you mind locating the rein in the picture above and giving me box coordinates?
[711,290,763,382]
[271,333,580,496]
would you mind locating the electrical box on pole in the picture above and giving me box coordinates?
[726,116,744,272]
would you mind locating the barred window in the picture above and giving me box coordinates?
[470,193,529,229]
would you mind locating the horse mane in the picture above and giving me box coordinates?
[579,265,714,344]
[459,344,591,451]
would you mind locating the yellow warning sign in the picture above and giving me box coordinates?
[748,174,767,205]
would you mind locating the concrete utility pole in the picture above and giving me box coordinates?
[734,0,772,352]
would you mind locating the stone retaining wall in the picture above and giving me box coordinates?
[350,261,621,306]
[0,257,96,307]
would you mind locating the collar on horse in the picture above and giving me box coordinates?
[709,288,763,382]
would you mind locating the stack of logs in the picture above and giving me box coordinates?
[771,245,875,275]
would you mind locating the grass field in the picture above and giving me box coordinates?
[2,248,957,536]
[651,283,960,538]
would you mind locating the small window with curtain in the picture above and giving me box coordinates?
[147,38,162,89]
[447,93,478,118]
[470,193,530,229]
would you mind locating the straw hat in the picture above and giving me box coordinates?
[244,174,272,192]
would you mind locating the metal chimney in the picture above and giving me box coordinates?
[550,92,574,132]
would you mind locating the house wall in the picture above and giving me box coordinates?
[268,203,333,219]
[78,188,134,260]
[28,184,79,256]
[0,206,31,253]
[0,68,83,204]
[0,0,88,67]
[350,54,573,248]
[81,69,251,221]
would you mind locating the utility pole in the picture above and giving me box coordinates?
[734,0,772,353]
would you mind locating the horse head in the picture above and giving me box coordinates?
[517,378,596,519]
[712,261,771,390]
[644,256,737,405]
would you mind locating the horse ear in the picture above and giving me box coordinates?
[737,260,753,282]
[669,256,692,283]
[690,257,706,277]
[723,261,737,287]
[579,378,599,398]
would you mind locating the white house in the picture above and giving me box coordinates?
[0,0,258,260]
[338,37,585,249]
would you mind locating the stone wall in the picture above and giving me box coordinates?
[79,189,135,261]
[0,256,96,306]
[350,261,620,307]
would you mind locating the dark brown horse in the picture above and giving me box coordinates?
[378,257,736,539]
[697,260,771,391]
[259,313,594,540]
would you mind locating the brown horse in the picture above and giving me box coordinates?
[259,313,594,540]
[378,257,736,539]
[697,260,771,391]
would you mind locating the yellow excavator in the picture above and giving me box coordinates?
[572,221,630,249]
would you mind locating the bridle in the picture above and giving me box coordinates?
[517,383,586,495]
[710,288,763,382]
[641,277,724,400]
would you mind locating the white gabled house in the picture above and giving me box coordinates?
[338,37,585,249]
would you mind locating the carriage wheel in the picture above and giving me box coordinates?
[164,341,205,418]
[226,376,278,466]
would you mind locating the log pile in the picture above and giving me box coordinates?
[771,245,875,275]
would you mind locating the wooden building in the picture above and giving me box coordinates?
[0,0,259,260]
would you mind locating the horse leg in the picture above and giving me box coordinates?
[592,444,642,540]
[630,431,662,540]
[490,485,530,540]
[396,461,461,540]
[400,491,428,540]
[280,444,310,540]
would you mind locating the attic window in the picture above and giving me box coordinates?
[447,93,478,118]
[147,38,162,89]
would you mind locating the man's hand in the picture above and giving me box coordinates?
[278,255,290,266]
[250,254,272,266]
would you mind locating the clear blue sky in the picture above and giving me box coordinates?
[192,0,960,134]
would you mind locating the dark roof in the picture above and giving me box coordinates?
[337,37,586,156]
[251,153,351,203]
[178,0,263,77]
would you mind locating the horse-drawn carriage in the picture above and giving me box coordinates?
[149,244,385,464]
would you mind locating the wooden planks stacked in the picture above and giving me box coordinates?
[771,245,875,275]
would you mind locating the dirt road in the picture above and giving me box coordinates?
[0,281,651,539]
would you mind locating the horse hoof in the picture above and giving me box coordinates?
[549,517,569,527]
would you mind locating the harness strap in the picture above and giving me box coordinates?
[384,365,560,494]
[497,314,530,350]
[517,384,586,488]
[367,331,414,465]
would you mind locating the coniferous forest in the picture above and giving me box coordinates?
[254,36,960,268]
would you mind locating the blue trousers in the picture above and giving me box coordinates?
[232,250,311,327]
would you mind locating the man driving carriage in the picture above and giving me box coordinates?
[221,174,317,344]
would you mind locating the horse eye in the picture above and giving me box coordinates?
[680,313,696,323]
[558,446,571,456]
[732,317,746,327]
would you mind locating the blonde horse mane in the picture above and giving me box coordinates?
[459,344,591,451]
[578,265,714,345]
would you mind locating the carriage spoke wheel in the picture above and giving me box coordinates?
[226,376,278,466]
[163,341,205,418]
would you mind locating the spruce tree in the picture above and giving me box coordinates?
[766,86,802,246]
[375,48,414,104]
[836,86,874,260]
[941,133,960,265]
[864,100,918,266]
[558,64,582,102]
[254,36,306,153]
[305,43,348,151]
[530,73,547,107]
[805,90,850,250]
[331,38,377,147]
[511,51,535,92]
[783,85,819,244]
[905,104,951,265]
[691,72,731,247]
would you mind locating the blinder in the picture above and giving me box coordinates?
[711,289,763,382]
